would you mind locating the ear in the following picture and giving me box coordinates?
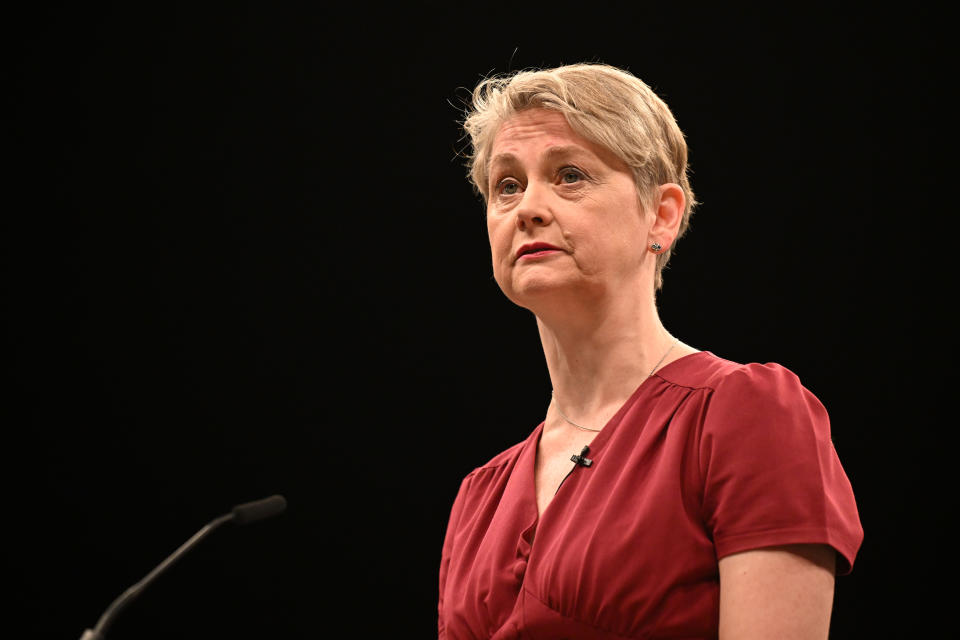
[648,183,685,248]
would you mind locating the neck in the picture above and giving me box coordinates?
[535,285,674,422]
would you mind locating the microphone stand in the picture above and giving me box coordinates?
[80,495,286,640]
[80,514,231,640]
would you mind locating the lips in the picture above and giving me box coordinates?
[516,242,562,261]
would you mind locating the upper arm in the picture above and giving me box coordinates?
[439,473,475,638]
[718,544,836,640]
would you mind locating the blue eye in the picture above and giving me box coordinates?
[561,169,582,184]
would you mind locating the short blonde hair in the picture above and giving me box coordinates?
[462,63,696,290]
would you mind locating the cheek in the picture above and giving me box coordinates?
[486,220,515,293]
[486,218,510,260]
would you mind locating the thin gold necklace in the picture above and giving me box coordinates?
[551,338,678,433]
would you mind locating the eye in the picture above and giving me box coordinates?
[496,179,521,196]
[559,167,584,184]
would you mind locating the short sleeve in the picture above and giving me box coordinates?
[698,363,863,574]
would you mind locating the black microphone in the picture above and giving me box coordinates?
[79,494,287,640]
[231,494,287,524]
[571,445,593,467]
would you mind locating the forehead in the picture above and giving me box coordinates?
[489,108,619,169]
[491,109,585,155]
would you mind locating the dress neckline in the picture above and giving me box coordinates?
[525,350,713,522]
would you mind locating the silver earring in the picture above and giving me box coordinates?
[650,242,662,252]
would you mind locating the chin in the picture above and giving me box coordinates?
[502,273,584,308]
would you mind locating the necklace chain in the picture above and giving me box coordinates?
[551,338,678,433]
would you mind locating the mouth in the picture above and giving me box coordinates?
[516,242,562,261]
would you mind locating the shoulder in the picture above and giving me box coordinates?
[454,425,540,491]
[443,426,539,538]
[657,350,811,398]
[658,351,831,446]
[476,434,531,471]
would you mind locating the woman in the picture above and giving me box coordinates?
[438,64,862,639]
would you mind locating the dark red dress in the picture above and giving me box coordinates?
[438,351,863,639]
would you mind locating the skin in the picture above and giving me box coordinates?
[486,108,836,638]
[718,545,836,639]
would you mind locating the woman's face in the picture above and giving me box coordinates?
[486,108,653,309]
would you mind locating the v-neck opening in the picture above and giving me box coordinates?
[527,350,709,524]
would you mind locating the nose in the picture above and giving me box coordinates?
[514,183,553,231]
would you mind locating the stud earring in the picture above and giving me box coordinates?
[650,242,663,252]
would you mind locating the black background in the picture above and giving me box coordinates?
[7,4,949,638]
